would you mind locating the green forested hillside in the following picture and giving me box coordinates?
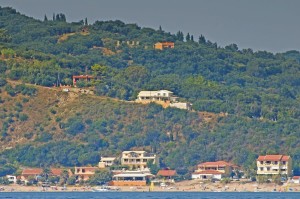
[0,7,300,177]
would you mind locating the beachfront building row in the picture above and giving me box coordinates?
[74,151,158,181]
[256,155,292,176]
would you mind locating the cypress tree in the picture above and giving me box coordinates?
[186,33,190,41]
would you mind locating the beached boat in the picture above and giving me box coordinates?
[92,186,119,192]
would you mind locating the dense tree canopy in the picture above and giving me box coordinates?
[0,7,300,176]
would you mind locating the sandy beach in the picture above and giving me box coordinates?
[1,180,299,192]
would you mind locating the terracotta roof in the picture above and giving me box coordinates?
[50,168,62,176]
[257,155,290,161]
[293,176,300,180]
[157,169,177,177]
[22,168,43,176]
[22,168,64,176]
[193,170,224,175]
[198,161,233,167]
[281,155,290,161]
[292,176,300,180]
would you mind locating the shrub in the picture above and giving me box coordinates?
[35,132,53,142]
[19,113,28,121]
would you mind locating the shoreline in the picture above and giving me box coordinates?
[1,181,299,192]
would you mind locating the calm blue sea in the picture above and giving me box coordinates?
[0,192,300,199]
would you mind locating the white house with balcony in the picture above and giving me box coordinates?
[256,155,292,176]
[136,90,177,102]
[121,151,158,170]
[136,90,192,110]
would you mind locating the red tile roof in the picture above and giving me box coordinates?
[292,176,300,180]
[257,155,290,161]
[281,156,290,161]
[22,168,63,176]
[50,168,62,176]
[22,168,43,176]
[193,170,224,175]
[198,161,233,167]
[157,169,177,177]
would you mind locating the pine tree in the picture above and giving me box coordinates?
[44,15,48,22]
[159,25,162,32]
[85,18,88,26]
[191,35,194,42]
[53,13,55,21]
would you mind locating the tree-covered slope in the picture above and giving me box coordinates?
[0,7,300,176]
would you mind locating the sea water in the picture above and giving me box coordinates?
[0,192,299,199]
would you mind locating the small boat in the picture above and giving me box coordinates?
[92,186,119,192]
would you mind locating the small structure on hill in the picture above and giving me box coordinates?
[137,90,177,102]
[136,90,192,110]
[72,75,94,86]
[116,40,140,47]
[154,42,174,50]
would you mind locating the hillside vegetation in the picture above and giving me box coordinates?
[0,7,300,176]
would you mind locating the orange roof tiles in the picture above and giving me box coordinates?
[22,168,43,176]
[198,161,233,167]
[50,168,62,176]
[257,155,290,161]
[22,168,64,176]
[281,155,290,161]
[292,176,300,180]
[157,169,176,177]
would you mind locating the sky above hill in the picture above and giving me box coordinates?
[1,0,300,52]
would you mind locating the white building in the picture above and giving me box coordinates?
[121,151,158,170]
[137,90,177,102]
[6,175,17,184]
[257,155,292,176]
[98,157,116,168]
[292,176,300,183]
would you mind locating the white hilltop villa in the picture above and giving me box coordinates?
[136,90,192,110]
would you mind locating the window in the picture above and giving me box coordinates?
[260,167,264,171]
[267,167,270,171]
[260,161,263,164]
[274,161,278,165]
[282,161,286,165]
